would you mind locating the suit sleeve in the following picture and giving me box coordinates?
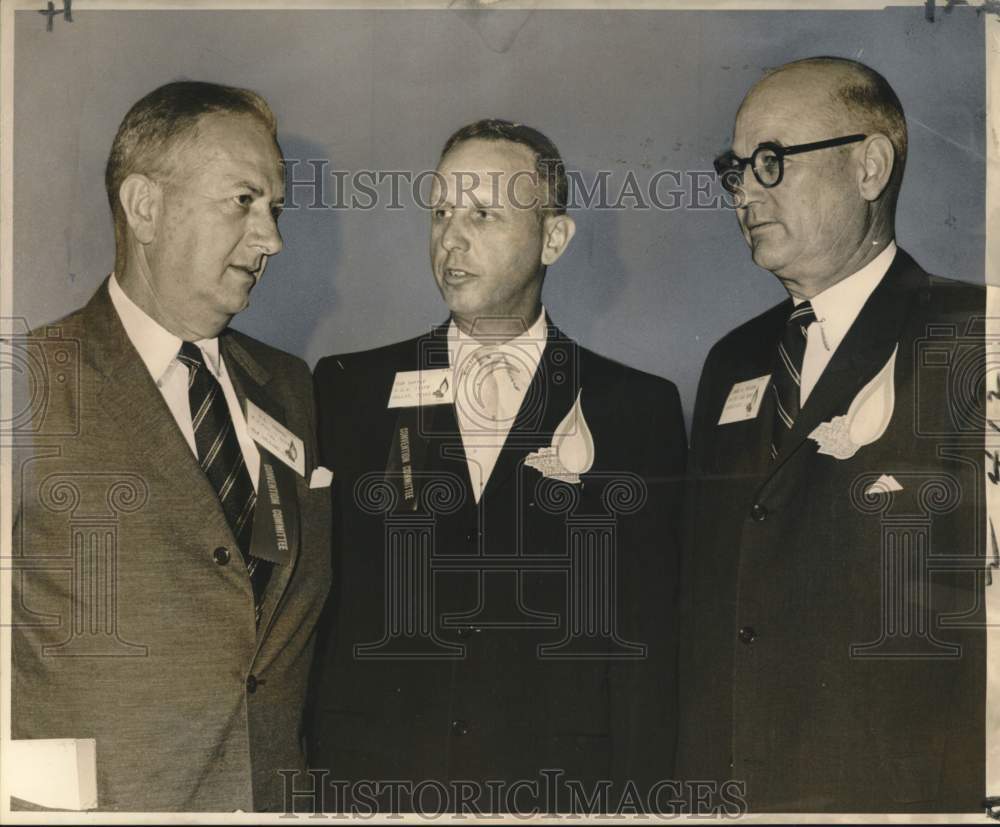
[304,354,347,764]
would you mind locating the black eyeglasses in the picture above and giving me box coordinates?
[714,133,867,195]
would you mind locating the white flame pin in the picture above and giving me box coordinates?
[809,344,897,460]
[525,389,595,483]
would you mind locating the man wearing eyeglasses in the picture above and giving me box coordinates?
[676,57,985,813]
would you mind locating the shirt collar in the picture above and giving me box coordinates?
[796,241,897,348]
[447,307,548,376]
[108,273,222,382]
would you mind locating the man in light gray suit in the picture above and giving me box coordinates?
[11,81,331,811]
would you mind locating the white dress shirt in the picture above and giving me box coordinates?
[797,241,897,405]
[448,309,548,503]
[108,274,260,491]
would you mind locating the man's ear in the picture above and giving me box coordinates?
[857,134,894,203]
[118,174,162,244]
[540,213,576,266]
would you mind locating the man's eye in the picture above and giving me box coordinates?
[475,209,493,221]
[433,208,451,220]
[235,193,253,208]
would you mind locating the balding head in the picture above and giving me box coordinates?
[741,57,907,201]
[728,57,903,297]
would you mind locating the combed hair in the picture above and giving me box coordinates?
[105,80,278,255]
[440,118,568,214]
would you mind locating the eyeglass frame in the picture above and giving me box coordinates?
[714,133,868,194]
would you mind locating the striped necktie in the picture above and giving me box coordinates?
[177,342,271,623]
[770,301,817,461]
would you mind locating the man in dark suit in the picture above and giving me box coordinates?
[307,119,686,814]
[676,57,986,813]
[11,82,332,811]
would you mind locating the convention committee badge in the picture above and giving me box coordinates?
[718,374,770,425]
[387,368,453,408]
[246,399,306,477]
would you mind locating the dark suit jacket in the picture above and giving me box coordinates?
[11,280,332,811]
[676,249,986,813]
[308,320,686,812]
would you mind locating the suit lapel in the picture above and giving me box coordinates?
[380,325,474,509]
[415,325,473,497]
[402,320,577,505]
[86,281,305,648]
[700,301,789,476]
[743,304,792,473]
[87,281,226,521]
[766,249,922,477]
[220,333,302,642]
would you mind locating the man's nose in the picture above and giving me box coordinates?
[735,169,767,209]
[250,209,283,257]
[440,214,469,252]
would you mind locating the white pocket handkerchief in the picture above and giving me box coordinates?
[309,466,334,489]
[865,474,903,496]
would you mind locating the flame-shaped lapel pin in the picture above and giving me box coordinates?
[809,344,897,460]
[525,389,595,483]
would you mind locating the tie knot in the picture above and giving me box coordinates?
[177,341,204,371]
[787,301,817,329]
[473,345,503,367]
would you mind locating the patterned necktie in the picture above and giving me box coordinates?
[177,342,271,623]
[770,301,817,461]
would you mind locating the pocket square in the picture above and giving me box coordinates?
[309,466,334,489]
[865,474,903,496]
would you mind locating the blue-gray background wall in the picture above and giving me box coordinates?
[12,7,986,425]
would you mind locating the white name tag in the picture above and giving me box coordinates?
[246,400,305,477]
[387,368,453,408]
[718,374,771,425]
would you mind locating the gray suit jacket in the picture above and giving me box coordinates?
[11,279,332,811]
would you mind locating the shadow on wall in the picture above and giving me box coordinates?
[234,135,342,363]
[544,161,630,348]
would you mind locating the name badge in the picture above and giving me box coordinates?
[387,368,453,408]
[246,400,305,476]
[718,374,770,425]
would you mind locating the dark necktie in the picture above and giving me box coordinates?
[177,342,271,623]
[770,301,817,461]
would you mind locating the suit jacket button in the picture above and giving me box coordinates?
[738,626,757,644]
[451,719,469,736]
[213,547,231,565]
[246,674,258,693]
[750,504,767,522]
